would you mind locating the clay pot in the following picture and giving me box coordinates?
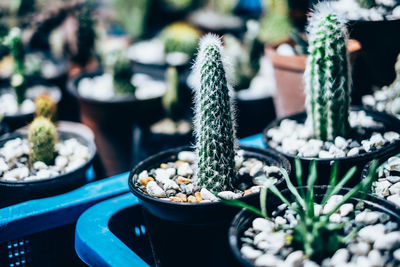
[266,39,362,118]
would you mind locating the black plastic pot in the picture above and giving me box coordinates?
[128,145,290,267]
[0,120,10,138]
[347,18,400,87]
[0,131,96,208]
[68,71,164,178]
[229,186,400,267]
[1,81,62,131]
[263,107,400,186]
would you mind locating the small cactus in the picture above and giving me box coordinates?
[35,94,57,121]
[162,66,182,121]
[161,22,201,57]
[73,8,95,66]
[357,0,376,9]
[193,34,237,192]
[112,51,135,95]
[28,117,58,166]
[3,27,27,105]
[304,3,351,141]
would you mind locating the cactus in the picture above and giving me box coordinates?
[259,0,292,44]
[162,67,182,121]
[28,117,58,166]
[35,94,57,121]
[73,7,95,66]
[161,22,201,57]
[3,27,27,105]
[112,51,135,95]
[193,34,237,192]
[357,0,376,9]
[304,3,351,141]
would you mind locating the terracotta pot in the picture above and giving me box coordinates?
[266,39,362,118]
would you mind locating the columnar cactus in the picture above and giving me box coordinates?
[35,94,57,121]
[193,34,237,192]
[305,3,351,141]
[162,22,200,57]
[28,117,58,166]
[162,66,181,121]
[4,27,27,105]
[74,8,95,66]
[112,51,136,95]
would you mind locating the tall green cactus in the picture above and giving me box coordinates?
[28,116,57,166]
[74,7,95,66]
[4,27,26,105]
[112,51,135,95]
[305,3,351,141]
[193,34,237,192]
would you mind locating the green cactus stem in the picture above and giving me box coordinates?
[28,116,58,166]
[35,94,57,121]
[193,34,237,192]
[305,3,351,141]
[4,27,27,105]
[74,8,95,66]
[162,66,182,121]
[112,51,135,95]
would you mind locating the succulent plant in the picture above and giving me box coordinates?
[112,51,135,95]
[357,0,377,9]
[161,22,201,57]
[35,94,57,121]
[193,34,237,193]
[224,158,378,263]
[28,116,58,166]
[73,7,95,66]
[304,3,351,141]
[3,27,27,105]
[259,0,292,44]
[162,66,182,121]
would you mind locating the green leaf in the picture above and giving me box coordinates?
[260,184,268,218]
[220,198,265,218]
[280,167,306,210]
[306,161,317,218]
[295,157,304,197]
[322,163,339,204]
[268,184,292,208]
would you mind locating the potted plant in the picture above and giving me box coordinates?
[0,27,62,130]
[362,53,400,118]
[0,96,96,207]
[229,159,400,266]
[129,34,291,267]
[132,66,193,165]
[263,3,400,185]
[128,21,201,80]
[69,49,165,177]
[330,0,400,87]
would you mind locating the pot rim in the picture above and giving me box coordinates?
[229,185,400,267]
[263,106,400,162]
[0,130,96,186]
[128,145,291,208]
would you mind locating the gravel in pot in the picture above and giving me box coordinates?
[129,34,290,267]
[263,4,400,185]
[0,118,96,207]
[229,160,400,266]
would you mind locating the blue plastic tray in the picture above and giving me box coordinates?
[0,171,130,267]
[74,134,266,266]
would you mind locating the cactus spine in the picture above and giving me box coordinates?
[305,3,351,141]
[4,27,26,105]
[35,94,57,121]
[162,66,181,121]
[112,51,135,95]
[28,117,58,166]
[193,34,237,192]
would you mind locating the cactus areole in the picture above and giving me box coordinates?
[193,34,237,193]
[305,4,351,141]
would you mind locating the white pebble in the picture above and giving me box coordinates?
[177,151,196,162]
[177,162,193,176]
[355,211,380,225]
[200,188,218,202]
[33,161,47,170]
[240,246,263,260]
[252,218,274,233]
[217,191,241,199]
[374,231,400,250]
[339,203,354,217]
[146,181,166,198]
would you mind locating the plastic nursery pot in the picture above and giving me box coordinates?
[0,121,10,138]
[1,81,62,131]
[229,186,400,267]
[263,107,400,186]
[266,39,363,118]
[131,124,194,166]
[68,71,164,178]
[347,18,400,87]
[0,131,96,208]
[128,145,290,267]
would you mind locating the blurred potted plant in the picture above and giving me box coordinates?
[129,34,290,267]
[263,3,400,185]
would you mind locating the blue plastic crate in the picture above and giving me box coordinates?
[74,134,266,266]
[0,171,130,266]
